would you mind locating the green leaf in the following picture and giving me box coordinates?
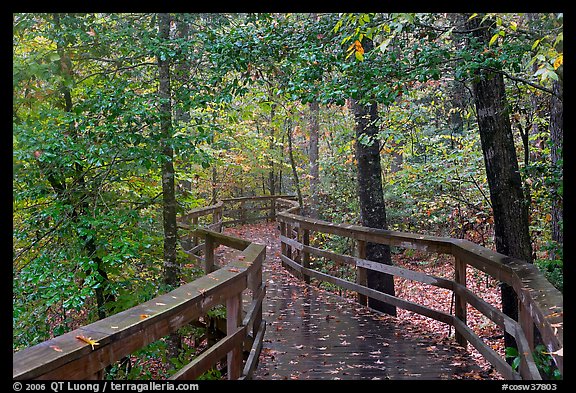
[489,33,499,47]
[354,51,364,62]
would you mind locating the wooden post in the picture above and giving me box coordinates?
[226,293,243,380]
[192,217,199,248]
[285,223,292,261]
[280,221,286,262]
[356,240,368,306]
[518,300,535,351]
[454,256,468,347]
[204,234,215,274]
[302,229,310,284]
[518,297,535,378]
[248,261,263,336]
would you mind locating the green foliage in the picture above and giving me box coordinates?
[506,345,562,380]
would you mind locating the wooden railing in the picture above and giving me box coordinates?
[275,198,563,380]
[12,195,294,381]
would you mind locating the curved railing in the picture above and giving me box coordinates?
[12,195,294,380]
[275,198,563,380]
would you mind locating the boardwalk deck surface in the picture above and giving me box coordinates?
[219,223,486,380]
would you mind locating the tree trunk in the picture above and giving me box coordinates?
[287,123,304,208]
[158,12,181,364]
[550,78,563,256]
[308,101,320,218]
[467,14,533,352]
[350,97,396,316]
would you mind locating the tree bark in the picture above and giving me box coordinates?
[158,12,181,363]
[350,97,396,316]
[550,78,563,255]
[308,101,320,218]
[467,14,533,352]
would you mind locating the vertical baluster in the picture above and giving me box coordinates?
[356,239,367,306]
[454,256,468,347]
[302,228,310,284]
[226,293,242,380]
[204,234,215,274]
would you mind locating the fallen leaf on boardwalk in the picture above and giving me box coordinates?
[50,345,63,352]
[140,314,150,319]
[228,268,240,272]
[76,335,100,350]
[155,302,166,306]
[340,340,350,346]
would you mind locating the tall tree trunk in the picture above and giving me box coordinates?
[307,13,320,219]
[308,101,320,218]
[268,102,276,196]
[467,14,533,352]
[350,96,396,316]
[158,12,181,364]
[287,124,304,207]
[550,77,563,256]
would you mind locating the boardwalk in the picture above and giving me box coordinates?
[220,222,486,380]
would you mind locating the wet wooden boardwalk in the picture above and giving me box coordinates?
[220,223,485,380]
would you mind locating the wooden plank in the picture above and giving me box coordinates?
[180,201,224,221]
[195,228,251,251]
[242,284,266,329]
[169,326,247,380]
[240,321,267,380]
[277,212,454,253]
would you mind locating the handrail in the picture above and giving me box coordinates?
[276,204,563,380]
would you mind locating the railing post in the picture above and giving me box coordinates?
[248,256,264,336]
[302,228,310,284]
[285,223,293,260]
[204,234,215,274]
[226,293,243,380]
[356,240,368,306]
[192,217,199,249]
[454,256,468,347]
[518,298,535,378]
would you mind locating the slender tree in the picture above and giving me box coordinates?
[157,12,181,364]
[466,13,534,352]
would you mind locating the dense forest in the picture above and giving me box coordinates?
[13,13,562,380]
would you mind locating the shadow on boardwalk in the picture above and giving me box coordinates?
[220,222,487,380]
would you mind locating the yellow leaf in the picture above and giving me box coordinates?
[140,314,150,319]
[553,54,563,70]
[76,335,100,350]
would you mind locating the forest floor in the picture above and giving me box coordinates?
[221,222,504,380]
